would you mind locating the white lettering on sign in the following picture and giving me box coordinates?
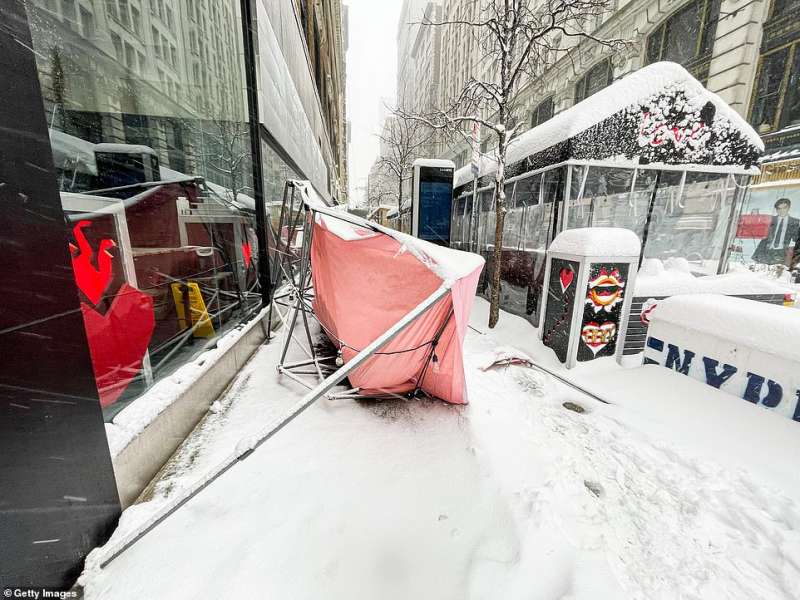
[644,336,800,422]
[638,112,707,149]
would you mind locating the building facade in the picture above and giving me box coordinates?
[399,0,799,269]
[1,0,346,589]
[428,0,797,162]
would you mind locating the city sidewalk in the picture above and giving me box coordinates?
[79,300,800,600]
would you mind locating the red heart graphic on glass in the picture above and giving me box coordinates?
[81,283,155,407]
[70,221,156,407]
[559,267,574,293]
[242,241,252,268]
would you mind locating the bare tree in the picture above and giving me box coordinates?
[399,0,629,328]
[375,114,436,209]
[367,164,399,209]
[193,115,252,205]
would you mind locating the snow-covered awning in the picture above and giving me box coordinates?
[456,62,764,188]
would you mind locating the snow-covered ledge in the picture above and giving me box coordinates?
[108,309,271,508]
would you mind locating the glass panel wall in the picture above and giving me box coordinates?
[477,189,494,250]
[25,0,261,418]
[643,171,735,274]
[504,182,523,250]
[520,174,544,250]
[540,167,565,246]
[463,193,474,248]
[562,165,737,276]
[451,195,467,249]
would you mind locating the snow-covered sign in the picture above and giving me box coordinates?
[644,295,800,423]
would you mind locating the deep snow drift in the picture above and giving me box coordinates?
[80,299,800,600]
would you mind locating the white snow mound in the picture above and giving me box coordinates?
[652,294,800,362]
[550,227,641,257]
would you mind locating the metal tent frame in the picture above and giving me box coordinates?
[267,180,455,401]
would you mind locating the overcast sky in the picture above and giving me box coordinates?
[345,0,403,206]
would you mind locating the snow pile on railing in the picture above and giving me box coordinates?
[636,259,796,297]
[651,294,800,363]
[549,227,641,257]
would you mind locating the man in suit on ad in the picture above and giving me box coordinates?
[752,197,799,266]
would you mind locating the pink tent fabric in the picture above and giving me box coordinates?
[307,204,484,404]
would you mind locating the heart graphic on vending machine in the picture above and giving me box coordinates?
[70,221,155,407]
[559,267,574,293]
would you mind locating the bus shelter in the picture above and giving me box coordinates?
[451,62,766,333]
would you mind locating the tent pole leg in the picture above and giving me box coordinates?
[98,283,452,570]
[296,209,322,380]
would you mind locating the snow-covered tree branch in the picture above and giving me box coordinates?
[375,113,437,208]
[400,0,630,328]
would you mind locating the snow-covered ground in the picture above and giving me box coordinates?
[80,299,800,600]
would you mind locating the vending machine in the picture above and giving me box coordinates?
[411,158,455,246]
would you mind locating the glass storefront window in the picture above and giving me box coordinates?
[25,0,262,419]
[781,48,800,129]
[531,96,554,128]
[575,59,613,103]
[645,0,720,82]
[730,174,800,270]
[504,182,523,250]
[750,48,791,133]
[566,165,590,230]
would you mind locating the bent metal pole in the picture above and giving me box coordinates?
[98,282,452,569]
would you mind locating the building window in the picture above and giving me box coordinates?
[531,96,554,128]
[110,31,123,62]
[79,7,94,37]
[105,0,117,21]
[151,26,161,58]
[131,5,141,35]
[575,59,613,103]
[770,0,800,18]
[118,0,130,28]
[646,0,720,81]
[61,0,77,27]
[750,43,800,133]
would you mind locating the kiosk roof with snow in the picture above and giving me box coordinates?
[455,62,763,189]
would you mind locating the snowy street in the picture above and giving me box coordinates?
[80,299,800,600]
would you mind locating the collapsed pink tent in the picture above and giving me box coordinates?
[297,183,484,404]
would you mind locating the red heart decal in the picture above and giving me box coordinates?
[70,220,116,305]
[559,267,574,293]
[81,283,155,407]
[242,241,252,269]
